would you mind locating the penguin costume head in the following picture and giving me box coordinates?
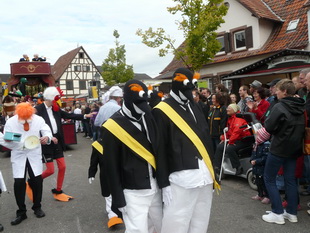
[43,87,64,111]
[147,85,163,108]
[123,79,150,120]
[171,68,200,103]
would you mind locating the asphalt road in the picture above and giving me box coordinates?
[0,133,309,233]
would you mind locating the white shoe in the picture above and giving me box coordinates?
[283,210,298,223]
[262,212,285,224]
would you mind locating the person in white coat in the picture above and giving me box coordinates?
[0,102,52,226]
[0,169,7,232]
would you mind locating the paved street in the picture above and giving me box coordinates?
[0,133,309,233]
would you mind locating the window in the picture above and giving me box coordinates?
[79,80,87,90]
[219,26,253,54]
[234,30,246,50]
[74,65,81,72]
[206,78,213,92]
[222,80,232,92]
[82,65,90,72]
[217,36,225,52]
[287,19,299,32]
[66,80,73,90]
[79,52,84,59]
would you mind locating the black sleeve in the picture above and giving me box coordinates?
[60,110,84,121]
[88,147,99,178]
[152,108,170,188]
[264,104,284,134]
[102,128,126,208]
[220,106,228,133]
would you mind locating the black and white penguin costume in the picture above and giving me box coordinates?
[101,80,162,233]
[152,68,219,233]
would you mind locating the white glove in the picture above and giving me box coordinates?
[162,186,172,206]
[88,177,95,184]
[118,206,127,214]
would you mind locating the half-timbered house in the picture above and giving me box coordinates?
[52,46,104,98]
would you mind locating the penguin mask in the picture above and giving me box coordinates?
[123,80,150,120]
[147,85,163,108]
[171,68,200,103]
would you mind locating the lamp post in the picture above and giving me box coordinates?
[94,73,100,101]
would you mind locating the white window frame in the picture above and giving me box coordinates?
[216,36,226,55]
[206,78,213,91]
[221,80,232,92]
[234,30,246,51]
[287,19,300,32]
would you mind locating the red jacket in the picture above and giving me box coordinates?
[249,99,270,124]
[221,113,251,145]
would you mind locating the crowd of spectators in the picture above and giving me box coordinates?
[2,68,310,223]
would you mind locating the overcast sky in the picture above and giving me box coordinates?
[0,0,184,77]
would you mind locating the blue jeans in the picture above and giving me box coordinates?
[264,153,298,215]
[211,137,220,154]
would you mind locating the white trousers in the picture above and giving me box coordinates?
[75,120,83,132]
[105,195,117,219]
[161,183,213,233]
[123,191,162,233]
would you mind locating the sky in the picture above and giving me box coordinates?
[0,0,184,78]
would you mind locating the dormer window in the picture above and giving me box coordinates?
[287,19,299,32]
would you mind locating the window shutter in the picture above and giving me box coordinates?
[224,32,231,53]
[245,26,253,49]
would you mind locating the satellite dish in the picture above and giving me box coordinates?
[24,135,40,149]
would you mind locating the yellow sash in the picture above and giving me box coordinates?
[103,119,156,170]
[92,141,103,154]
[154,102,221,192]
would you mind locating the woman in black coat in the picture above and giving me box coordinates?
[208,93,227,152]
[262,79,305,224]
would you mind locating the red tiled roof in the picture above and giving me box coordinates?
[238,0,283,22]
[159,0,309,76]
[305,0,310,7]
[51,46,82,81]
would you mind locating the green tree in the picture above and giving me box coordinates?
[136,0,227,71]
[102,30,134,85]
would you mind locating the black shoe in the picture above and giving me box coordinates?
[235,166,243,176]
[11,214,27,225]
[0,223,3,232]
[34,208,45,218]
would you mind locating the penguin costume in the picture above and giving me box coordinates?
[101,80,162,233]
[88,140,124,228]
[152,68,220,233]
[147,85,163,108]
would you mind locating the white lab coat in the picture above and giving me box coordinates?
[0,170,6,192]
[1,114,52,178]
